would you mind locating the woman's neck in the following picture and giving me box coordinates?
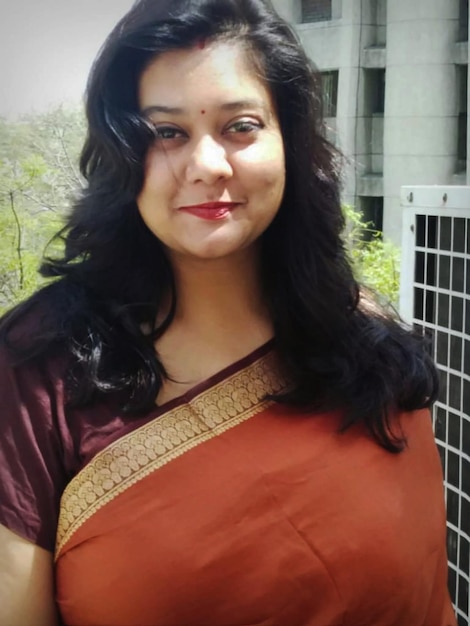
[154,248,274,403]
[169,248,272,343]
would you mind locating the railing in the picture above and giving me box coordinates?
[400,185,470,626]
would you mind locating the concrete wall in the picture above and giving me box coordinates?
[383,0,460,243]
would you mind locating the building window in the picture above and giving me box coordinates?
[321,70,339,117]
[457,65,467,169]
[364,69,386,115]
[373,70,386,114]
[374,0,387,46]
[301,0,332,23]
[458,0,468,41]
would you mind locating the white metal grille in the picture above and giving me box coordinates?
[400,186,470,626]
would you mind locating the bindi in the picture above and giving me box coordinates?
[197,39,206,50]
[200,110,206,115]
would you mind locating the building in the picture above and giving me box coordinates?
[271,0,470,246]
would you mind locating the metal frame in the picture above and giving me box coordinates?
[400,185,470,626]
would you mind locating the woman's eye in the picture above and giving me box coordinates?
[154,126,184,140]
[226,120,263,134]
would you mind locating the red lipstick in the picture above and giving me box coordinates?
[178,202,239,220]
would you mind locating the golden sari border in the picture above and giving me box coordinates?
[55,350,287,557]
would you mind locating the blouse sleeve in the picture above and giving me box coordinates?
[0,347,71,552]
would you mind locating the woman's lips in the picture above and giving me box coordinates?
[177,202,240,220]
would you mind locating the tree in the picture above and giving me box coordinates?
[0,107,85,313]
[342,204,401,307]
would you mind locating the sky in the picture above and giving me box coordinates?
[0,0,135,118]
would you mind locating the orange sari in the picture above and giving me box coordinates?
[55,346,456,626]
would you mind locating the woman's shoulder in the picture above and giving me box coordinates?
[0,280,83,365]
[0,293,75,552]
[0,290,71,412]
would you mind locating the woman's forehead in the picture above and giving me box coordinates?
[137,40,272,113]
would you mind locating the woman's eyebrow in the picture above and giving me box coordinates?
[141,99,268,117]
[141,104,185,116]
[219,99,267,112]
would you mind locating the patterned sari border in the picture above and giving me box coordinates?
[55,350,287,557]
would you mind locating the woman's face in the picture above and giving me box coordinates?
[136,40,285,263]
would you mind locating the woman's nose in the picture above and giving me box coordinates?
[185,135,233,184]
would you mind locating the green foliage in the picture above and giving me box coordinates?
[342,204,400,306]
[0,106,86,314]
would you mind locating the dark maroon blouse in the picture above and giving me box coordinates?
[0,346,148,551]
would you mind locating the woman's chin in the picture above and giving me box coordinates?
[168,234,255,262]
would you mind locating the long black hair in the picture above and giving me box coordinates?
[0,0,438,451]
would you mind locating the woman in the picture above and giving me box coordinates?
[0,0,457,624]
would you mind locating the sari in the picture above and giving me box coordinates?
[55,343,456,626]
